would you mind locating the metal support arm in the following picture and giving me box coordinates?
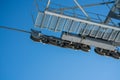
[73,0,90,19]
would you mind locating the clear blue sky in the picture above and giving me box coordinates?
[0,0,120,80]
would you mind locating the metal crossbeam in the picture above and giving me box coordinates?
[52,1,115,11]
[104,0,120,24]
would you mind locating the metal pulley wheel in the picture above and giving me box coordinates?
[94,48,106,55]
[30,35,40,42]
[80,44,91,52]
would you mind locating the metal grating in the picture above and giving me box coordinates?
[35,10,120,42]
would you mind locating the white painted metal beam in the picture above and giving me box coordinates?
[46,0,51,9]
[73,0,90,19]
